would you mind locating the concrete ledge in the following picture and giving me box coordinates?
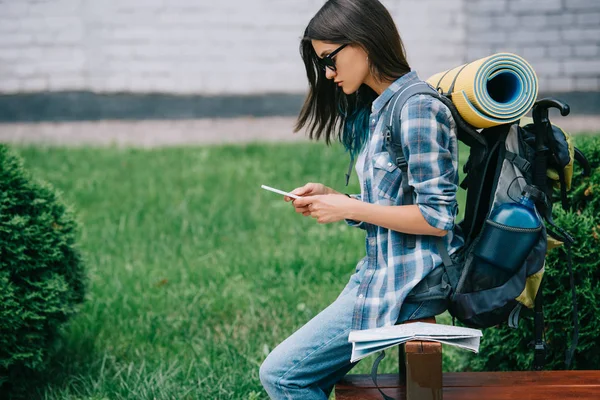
[0,91,598,123]
[0,92,306,122]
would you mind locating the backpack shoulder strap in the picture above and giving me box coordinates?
[384,82,442,249]
[386,82,441,153]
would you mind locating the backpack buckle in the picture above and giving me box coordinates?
[384,128,392,143]
[396,157,407,168]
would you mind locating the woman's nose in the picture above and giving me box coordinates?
[325,67,336,80]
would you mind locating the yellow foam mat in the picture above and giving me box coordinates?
[427,53,538,129]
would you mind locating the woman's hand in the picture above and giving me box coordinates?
[292,194,355,224]
[285,182,339,216]
[284,182,335,201]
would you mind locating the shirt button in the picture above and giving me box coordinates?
[358,294,364,299]
[371,119,376,123]
[387,162,393,167]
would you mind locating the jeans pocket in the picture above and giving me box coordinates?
[398,298,448,324]
[407,302,425,321]
[396,301,423,324]
[408,299,448,321]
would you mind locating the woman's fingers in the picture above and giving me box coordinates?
[284,191,299,202]
[284,185,310,202]
[296,183,314,194]
[292,195,317,208]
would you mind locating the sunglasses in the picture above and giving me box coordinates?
[318,44,348,72]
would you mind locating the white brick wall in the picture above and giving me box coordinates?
[0,0,598,95]
[0,0,465,94]
[466,0,600,92]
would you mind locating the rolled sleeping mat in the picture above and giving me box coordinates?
[426,53,538,129]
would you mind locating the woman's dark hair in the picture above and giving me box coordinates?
[295,0,411,156]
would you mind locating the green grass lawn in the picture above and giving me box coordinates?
[13,141,469,399]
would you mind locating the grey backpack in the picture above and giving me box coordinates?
[375,80,584,373]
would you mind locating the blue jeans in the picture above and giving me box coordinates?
[259,268,447,399]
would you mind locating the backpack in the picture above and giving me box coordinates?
[363,81,587,390]
[389,83,552,330]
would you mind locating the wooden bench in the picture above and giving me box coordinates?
[335,371,600,399]
[336,316,600,399]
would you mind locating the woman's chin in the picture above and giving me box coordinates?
[341,85,358,95]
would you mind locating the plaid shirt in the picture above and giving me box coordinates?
[344,71,464,330]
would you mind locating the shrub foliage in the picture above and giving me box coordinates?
[0,145,86,386]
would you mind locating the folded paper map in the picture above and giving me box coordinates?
[348,322,483,363]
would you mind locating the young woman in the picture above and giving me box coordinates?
[259,0,464,398]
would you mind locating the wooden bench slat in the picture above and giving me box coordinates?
[336,371,600,389]
[442,386,600,400]
[443,371,600,387]
[335,386,600,400]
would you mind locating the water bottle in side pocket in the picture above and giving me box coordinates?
[471,184,543,289]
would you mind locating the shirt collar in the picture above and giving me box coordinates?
[371,71,420,115]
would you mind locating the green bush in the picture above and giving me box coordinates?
[0,145,87,389]
[470,135,600,371]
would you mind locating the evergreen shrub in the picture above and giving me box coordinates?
[0,145,86,388]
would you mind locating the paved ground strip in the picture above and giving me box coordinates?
[0,115,598,147]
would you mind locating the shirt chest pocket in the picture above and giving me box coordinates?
[371,151,403,205]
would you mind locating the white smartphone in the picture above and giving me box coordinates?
[261,184,300,199]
